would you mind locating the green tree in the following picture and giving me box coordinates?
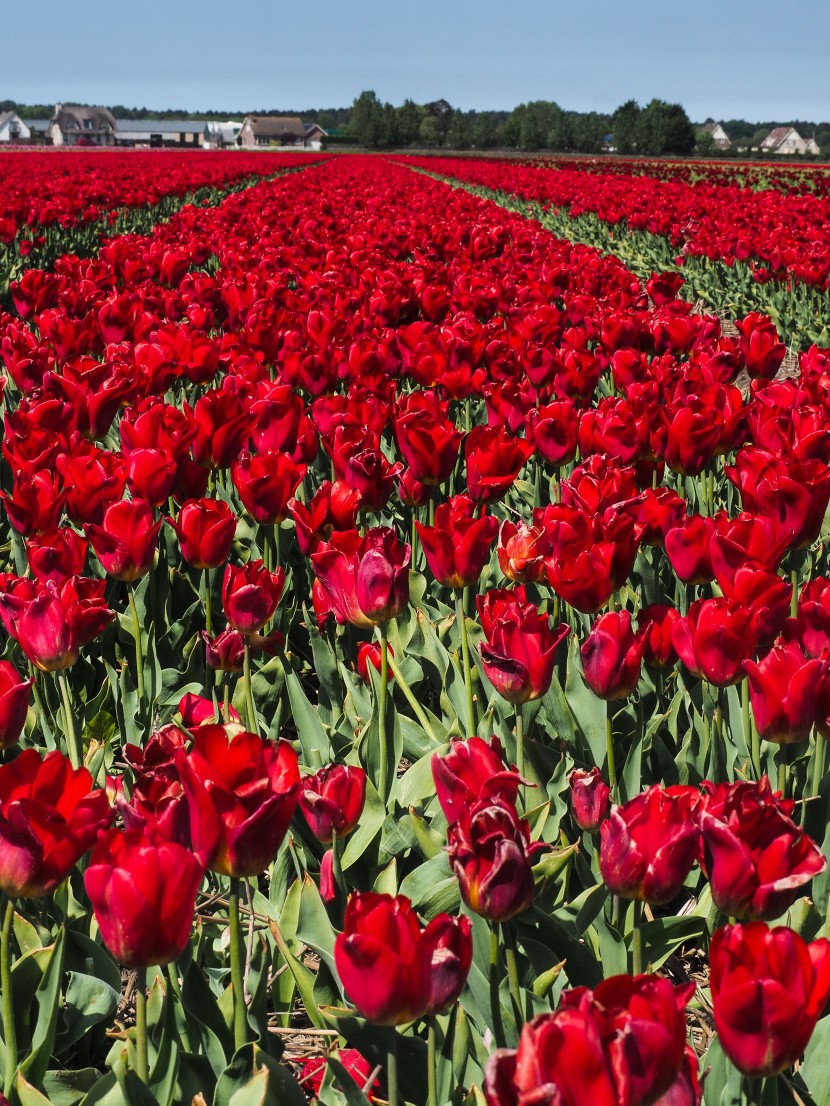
[635,99,696,155]
[571,111,608,153]
[348,90,385,147]
[471,112,500,148]
[445,110,472,149]
[396,99,423,145]
[422,99,454,145]
[611,99,641,153]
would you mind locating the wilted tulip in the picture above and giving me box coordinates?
[84,827,204,967]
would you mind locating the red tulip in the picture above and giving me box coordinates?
[334,893,472,1024]
[735,313,787,380]
[394,408,462,487]
[356,641,394,685]
[581,610,645,700]
[202,629,246,672]
[170,498,237,570]
[599,785,700,904]
[698,778,825,921]
[465,426,534,504]
[289,480,361,556]
[637,604,680,668]
[0,661,32,750]
[432,736,523,826]
[447,797,544,922]
[672,598,758,687]
[311,527,410,629]
[0,471,66,535]
[415,494,498,590]
[177,725,300,877]
[85,498,162,582]
[84,827,204,967]
[299,764,367,844]
[0,749,111,898]
[221,560,285,634]
[231,451,306,526]
[710,923,830,1076]
[567,768,611,833]
[0,576,115,671]
[496,520,549,584]
[480,599,569,705]
[664,515,716,585]
[26,527,88,585]
[743,638,825,745]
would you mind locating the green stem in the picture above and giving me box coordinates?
[456,591,476,736]
[387,1031,399,1106]
[128,583,146,703]
[742,677,760,780]
[229,878,248,1051]
[204,569,212,637]
[807,727,825,828]
[606,701,618,797]
[1,897,17,1097]
[383,647,440,745]
[134,967,148,1084]
[515,705,525,782]
[489,926,506,1049]
[427,1020,437,1106]
[243,639,258,734]
[166,963,191,1053]
[57,669,81,770]
[712,700,725,783]
[631,899,644,975]
[378,622,390,798]
[503,924,523,1025]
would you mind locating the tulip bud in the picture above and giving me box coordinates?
[299,763,367,845]
[567,768,610,832]
[581,610,645,700]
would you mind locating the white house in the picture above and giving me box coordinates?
[49,104,117,146]
[700,122,731,149]
[760,126,819,156]
[0,112,31,143]
[203,121,243,149]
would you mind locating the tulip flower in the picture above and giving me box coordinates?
[289,480,361,556]
[202,628,246,672]
[672,597,758,687]
[432,736,523,826]
[599,785,700,904]
[496,519,549,584]
[664,515,716,585]
[710,923,830,1076]
[26,526,88,584]
[484,973,694,1106]
[735,312,787,380]
[0,470,66,535]
[743,638,826,745]
[222,560,285,635]
[637,604,680,669]
[698,778,825,920]
[480,601,569,705]
[465,425,534,504]
[177,725,300,877]
[85,498,162,581]
[299,764,367,844]
[0,576,115,671]
[526,399,579,467]
[0,749,112,898]
[311,527,410,629]
[84,828,204,967]
[334,893,472,1025]
[447,797,544,922]
[169,498,237,570]
[581,610,645,700]
[791,576,830,657]
[394,408,462,487]
[0,661,32,750]
[356,641,394,685]
[231,451,306,526]
[415,494,498,590]
[567,767,611,833]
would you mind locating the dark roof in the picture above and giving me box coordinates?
[245,115,306,138]
[53,105,117,133]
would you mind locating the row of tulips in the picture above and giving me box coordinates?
[0,154,828,1105]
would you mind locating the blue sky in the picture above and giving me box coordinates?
[8,0,829,121]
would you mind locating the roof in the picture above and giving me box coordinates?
[53,105,117,132]
[304,122,327,136]
[113,119,203,133]
[761,126,798,148]
[244,115,306,138]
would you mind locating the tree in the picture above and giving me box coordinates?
[695,128,716,156]
[611,100,640,153]
[635,100,696,156]
[571,112,608,153]
[471,112,500,148]
[396,99,423,146]
[422,99,454,145]
[445,110,472,150]
[348,90,385,147]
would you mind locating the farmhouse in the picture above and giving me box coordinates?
[760,126,820,156]
[237,115,326,149]
[0,111,30,143]
[49,104,117,146]
[203,121,243,148]
[700,122,731,149]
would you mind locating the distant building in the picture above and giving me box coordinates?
[700,122,731,149]
[760,126,819,156]
[0,111,31,143]
[49,104,117,146]
[113,119,204,148]
[203,121,243,148]
[237,115,326,149]
[26,119,52,144]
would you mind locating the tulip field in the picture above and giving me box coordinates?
[3,148,830,1106]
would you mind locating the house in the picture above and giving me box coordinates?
[25,119,52,144]
[700,122,731,149]
[49,104,117,146]
[113,119,204,148]
[203,121,243,149]
[237,115,325,149]
[0,111,31,144]
[760,126,817,156]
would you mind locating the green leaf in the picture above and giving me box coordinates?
[284,662,333,762]
[296,874,337,971]
[340,780,386,870]
[20,926,66,1088]
[399,853,460,919]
